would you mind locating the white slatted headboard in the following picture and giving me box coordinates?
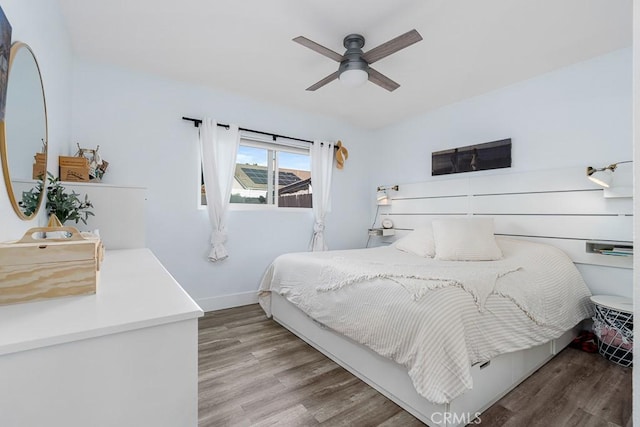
[379,167,633,298]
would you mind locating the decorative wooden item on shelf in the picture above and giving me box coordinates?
[335,140,348,170]
[59,155,90,182]
[32,153,46,179]
[75,143,109,181]
[0,214,103,306]
[59,144,109,182]
[32,140,46,179]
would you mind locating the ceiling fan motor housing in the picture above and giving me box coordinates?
[339,34,368,74]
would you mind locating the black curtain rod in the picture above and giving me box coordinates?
[182,116,313,144]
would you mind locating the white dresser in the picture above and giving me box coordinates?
[0,248,203,427]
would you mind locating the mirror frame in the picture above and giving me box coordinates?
[0,41,48,220]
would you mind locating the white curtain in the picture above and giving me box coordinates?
[199,118,240,261]
[310,140,334,251]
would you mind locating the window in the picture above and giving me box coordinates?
[201,135,312,208]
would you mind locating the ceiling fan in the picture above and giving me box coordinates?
[293,29,422,92]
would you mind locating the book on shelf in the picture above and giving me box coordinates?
[598,249,633,256]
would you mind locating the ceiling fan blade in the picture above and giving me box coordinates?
[361,29,423,64]
[293,36,344,62]
[367,67,400,92]
[306,70,340,91]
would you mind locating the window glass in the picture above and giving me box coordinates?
[232,145,271,204]
[277,151,311,208]
[202,140,312,208]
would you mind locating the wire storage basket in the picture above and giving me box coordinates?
[591,296,633,368]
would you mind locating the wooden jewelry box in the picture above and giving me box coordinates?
[0,226,103,306]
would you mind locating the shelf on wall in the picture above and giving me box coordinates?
[369,228,395,237]
[586,240,633,257]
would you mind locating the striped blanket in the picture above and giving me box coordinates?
[258,238,592,404]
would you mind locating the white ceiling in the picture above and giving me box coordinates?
[57,0,632,130]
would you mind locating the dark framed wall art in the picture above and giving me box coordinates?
[432,138,511,176]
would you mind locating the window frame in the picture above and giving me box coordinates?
[200,132,313,211]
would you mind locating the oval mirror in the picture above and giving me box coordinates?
[0,41,48,220]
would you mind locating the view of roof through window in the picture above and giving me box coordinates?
[202,145,312,208]
[238,166,305,188]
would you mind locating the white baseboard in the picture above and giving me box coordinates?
[196,291,259,312]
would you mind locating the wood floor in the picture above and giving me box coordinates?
[198,304,632,427]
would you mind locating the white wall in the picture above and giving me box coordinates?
[370,48,632,185]
[0,0,73,240]
[71,59,373,310]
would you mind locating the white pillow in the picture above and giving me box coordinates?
[394,226,435,258]
[432,218,502,261]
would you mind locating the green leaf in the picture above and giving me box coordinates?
[40,171,94,225]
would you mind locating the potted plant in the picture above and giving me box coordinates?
[21,172,94,225]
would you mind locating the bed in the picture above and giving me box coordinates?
[258,220,593,427]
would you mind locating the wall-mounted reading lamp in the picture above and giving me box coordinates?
[376,185,399,205]
[586,161,632,188]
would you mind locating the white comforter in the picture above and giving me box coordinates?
[258,238,592,404]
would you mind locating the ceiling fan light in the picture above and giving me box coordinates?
[339,69,368,87]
